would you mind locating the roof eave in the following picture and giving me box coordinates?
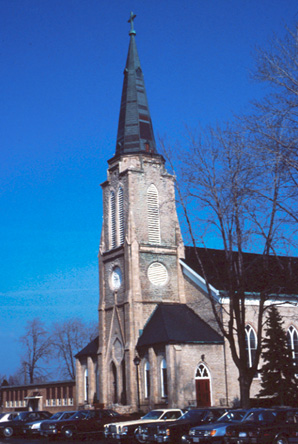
[180,259,220,301]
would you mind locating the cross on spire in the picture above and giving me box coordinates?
[128,11,136,35]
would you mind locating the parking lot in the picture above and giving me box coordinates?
[0,436,106,444]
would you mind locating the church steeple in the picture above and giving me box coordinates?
[114,12,157,157]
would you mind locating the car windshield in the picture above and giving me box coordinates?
[243,410,277,423]
[142,411,164,420]
[180,410,206,422]
[217,411,246,423]
[63,412,76,419]
[50,413,61,420]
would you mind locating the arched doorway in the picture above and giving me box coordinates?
[195,363,211,407]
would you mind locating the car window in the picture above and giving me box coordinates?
[143,411,164,420]
[217,411,246,423]
[70,411,87,420]
[162,412,181,420]
[13,413,26,421]
[180,410,206,421]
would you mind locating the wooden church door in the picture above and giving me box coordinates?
[195,363,211,407]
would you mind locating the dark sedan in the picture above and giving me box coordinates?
[0,411,51,438]
[23,410,77,437]
[40,409,121,439]
[224,408,298,444]
[155,408,227,444]
[184,409,246,444]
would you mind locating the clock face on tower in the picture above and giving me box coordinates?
[110,266,122,290]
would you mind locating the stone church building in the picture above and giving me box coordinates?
[75,15,298,412]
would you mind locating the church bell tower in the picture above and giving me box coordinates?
[98,13,185,409]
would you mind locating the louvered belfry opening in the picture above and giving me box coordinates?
[118,187,124,245]
[110,191,116,249]
[147,184,160,244]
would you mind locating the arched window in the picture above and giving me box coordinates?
[110,191,116,249]
[118,187,124,245]
[287,326,298,367]
[84,368,88,403]
[195,363,210,378]
[245,325,257,368]
[147,184,160,244]
[144,361,150,399]
[161,359,168,398]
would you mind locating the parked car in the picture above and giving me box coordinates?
[0,411,52,438]
[224,407,298,444]
[23,410,77,437]
[155,408,227,444]
[105,409,184,443]
[40,409,122,439]
[135,410,186,444]
[0,413,19,423]
[183,409,246,444]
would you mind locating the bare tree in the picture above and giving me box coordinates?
[160,118,289,408]
[246,22,298,230]
[51,318,98,379]
[20,318,52,383]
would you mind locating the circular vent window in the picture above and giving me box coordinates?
[148,262,168,286]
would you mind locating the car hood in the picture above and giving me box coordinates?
[109,418,165,427]
[191,421,239,432]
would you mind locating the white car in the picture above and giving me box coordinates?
[104,409,184,442]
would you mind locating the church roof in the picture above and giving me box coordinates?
[182,246,298,296]
[137,303,223,348]
[75,336,98,358]
[113,12,158,158]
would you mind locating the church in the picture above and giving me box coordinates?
[75,14,298,412]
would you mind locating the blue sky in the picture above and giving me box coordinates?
[1,0,298,376]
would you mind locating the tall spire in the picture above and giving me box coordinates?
[114,12,157,157]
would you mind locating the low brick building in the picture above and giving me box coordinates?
[0,380,75,413]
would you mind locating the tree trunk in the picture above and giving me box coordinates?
[239,372,252,408]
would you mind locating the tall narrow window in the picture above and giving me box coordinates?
[161,358,168,398]
[110,191,116,249]
[147,184,160,244]
[245,325,257,368]
[84,369,89,403]
[118,187,124,245]
[287,326,298,367]
[144,360,150,398]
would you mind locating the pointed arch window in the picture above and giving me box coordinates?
[144,360,150,399]
[110,191,116,249]
[118,187,124,245]
[84,368,89,403]
[161,358,168,398]
[147,184,160,244]
[195,364,210,378]
[287,326,298,367]
[245,325,257,368]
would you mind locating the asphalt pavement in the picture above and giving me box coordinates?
[0,436,107,444]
